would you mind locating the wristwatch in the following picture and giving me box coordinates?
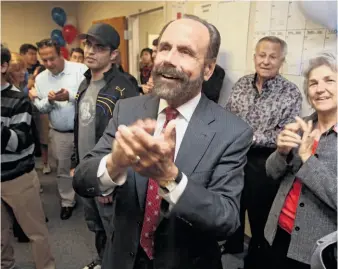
[158,170,183,193]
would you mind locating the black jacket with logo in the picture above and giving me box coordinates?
[71,65,139,168]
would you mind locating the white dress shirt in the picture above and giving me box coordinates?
[97,93,202,206]
[34,60,87,131]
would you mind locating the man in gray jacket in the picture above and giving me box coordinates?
[73,15,253,269]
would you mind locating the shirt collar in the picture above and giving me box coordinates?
[158,93,202,122]
[308,112,338,134]
[1,83,10,91]
[84,64,118,83]
[62,60,72,75]
[252,73,280,92]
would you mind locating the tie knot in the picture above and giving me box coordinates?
[165,107,179,122]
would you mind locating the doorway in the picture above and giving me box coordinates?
[128,7,165,83]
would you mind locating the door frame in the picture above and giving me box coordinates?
[127,16,140,80]
[127,6,165,82]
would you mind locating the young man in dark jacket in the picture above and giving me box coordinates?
[19,43,41,75]
[71,23,139,269]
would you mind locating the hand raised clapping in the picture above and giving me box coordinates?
[277,116,320,162]
[108,119,178,181]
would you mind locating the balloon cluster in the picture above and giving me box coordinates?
[51,7,78,59]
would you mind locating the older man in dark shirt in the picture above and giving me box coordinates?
[225,36,302,269]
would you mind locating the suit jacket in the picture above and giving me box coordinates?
[73,94,253,269]
[311,231,337,269]
[264,113,337,265]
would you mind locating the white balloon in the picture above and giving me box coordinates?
[65,15,77,27]
[298,1,337,30]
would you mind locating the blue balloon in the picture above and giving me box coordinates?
[51,29,66,47]
[51,7,67,27]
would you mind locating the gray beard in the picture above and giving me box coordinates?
[152,72,204,107]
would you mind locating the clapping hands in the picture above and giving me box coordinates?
[277,116,320,162]
[108,119,178,182]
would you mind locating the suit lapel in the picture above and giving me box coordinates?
[158,95,216,224]
[175,95,216,176]
[135,96,160,210]
[134,95,216,210]
[134,173,148,210]
[142,95,160,120]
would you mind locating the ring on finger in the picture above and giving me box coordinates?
[131,155,141,165]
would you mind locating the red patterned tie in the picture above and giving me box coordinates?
[140,107,179,259]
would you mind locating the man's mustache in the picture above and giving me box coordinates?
[152,65,189,82]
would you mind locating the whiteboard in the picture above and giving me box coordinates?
[216,1,250,71]
[251,1,336,77]
[193,1,337,116]
[193,2,218,26]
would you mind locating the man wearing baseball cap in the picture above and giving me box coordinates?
[72,23,139,269]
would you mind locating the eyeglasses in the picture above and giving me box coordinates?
[36,39,57,48]
[83,40,111,53]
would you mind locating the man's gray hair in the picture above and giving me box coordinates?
[302,51,337,103]
[157,14,221,61]
[256,36,288,59]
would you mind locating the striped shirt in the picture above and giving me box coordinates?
[1,83,35,181]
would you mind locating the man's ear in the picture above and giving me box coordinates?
[203,60,216,81]
[1,62,9,75]
[110,50,118,62]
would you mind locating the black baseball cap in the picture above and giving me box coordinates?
[78,23,120,50]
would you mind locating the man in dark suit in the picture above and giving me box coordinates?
[73,14,253,269]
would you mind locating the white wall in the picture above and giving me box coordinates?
[1,1,166,54]
[76,1,165,34]
[1,1,78,53]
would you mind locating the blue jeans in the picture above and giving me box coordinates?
[82,196,115,263]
